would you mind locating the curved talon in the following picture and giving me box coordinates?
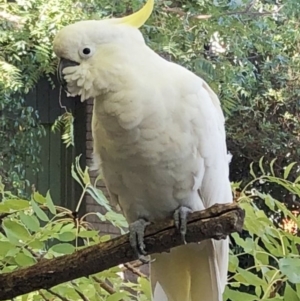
[139,255,155,264]
[174,206,193,244]
[129,219,150,259]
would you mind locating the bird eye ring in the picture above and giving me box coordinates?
[79,47,93,58]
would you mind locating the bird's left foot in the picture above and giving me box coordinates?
[129,219,151,263]
[173,206,193,244]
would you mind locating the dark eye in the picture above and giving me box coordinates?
[79,46,93,58]
[82,48,91,55]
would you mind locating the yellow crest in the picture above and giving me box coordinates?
[116,0,154,28]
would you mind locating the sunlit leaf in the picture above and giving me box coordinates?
[50,243,75,254]
[3,219,31,243]
[284,282,300,301]
[283,162,296,180]
[4,199,30,210]
[46,191,56,215]
[58,232,76,242]
[279,258,300,284]
[0,241,15,257]
[224,287,257,301]
[33,192,46,204]
[259,156,265,175]
[15,252,36,267]
[138,277,151,300]
[107,292,129,301]
[31,200,49,222]
[249,162,256,179]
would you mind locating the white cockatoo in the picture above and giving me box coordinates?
[53,1,233,300]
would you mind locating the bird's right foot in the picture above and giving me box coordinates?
[128,219,151,263]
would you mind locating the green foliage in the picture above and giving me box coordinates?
[2,0,300,188]
[0,158,150,301]
[2,158,300,300]
[1,0,103,190]
[0,96,45,191]
[227,160,300,301]
[52,111,75,148]
[2,0,300,299]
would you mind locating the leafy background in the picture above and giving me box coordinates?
[1,0,300,300]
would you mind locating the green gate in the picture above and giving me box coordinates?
[24,77,86,211]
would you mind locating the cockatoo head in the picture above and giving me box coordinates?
[53,0,153,101]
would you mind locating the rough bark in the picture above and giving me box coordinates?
[0,203,244,300]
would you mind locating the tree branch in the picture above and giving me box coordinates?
[0,203,244,301]
[124,262,147,278]
[91,276,116,295]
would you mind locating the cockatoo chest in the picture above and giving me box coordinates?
[91,96,204,222]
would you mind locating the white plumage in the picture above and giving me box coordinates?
[53,3,232,299]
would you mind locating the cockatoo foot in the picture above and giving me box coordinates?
[174,206,193,244]
[129,219,150,261]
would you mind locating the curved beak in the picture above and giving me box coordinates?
[57,58,79,92]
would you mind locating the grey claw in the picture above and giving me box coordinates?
[129,219,150,258]
[139,255,155,264]
[173,206,193,244]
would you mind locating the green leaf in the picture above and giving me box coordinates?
[284,162,296,180]
[50,243,75,254]
[75,155,86,183]
[6,247,19,257]
[296,284,300,298]
[33,192,46,204]
[255,285,261,297]
[270,158,277,176]
[295,175,300,183]
[274,199,297,221]
[138,277,151,300]
[15,252,36,267]
[46,191,56,215]
[224,287,257,301]
[105,211,128,228]
[3,219,31,243]
[0,241,15,257]
[4,199,30,210]
[87,185,110,211]
[279,258,300,283]
[107,292,129,301]
[261,234,284,257]
[255,249,269,266]
[236,267,266,286]
[83,166,91,185]
[231,233,247,250]
[244,217,266,237]
[78,230,99,238]
[249,162,256,179]
[75,283,96,299]
[259,156,265,175]
[99,235,111,242]
[19,211,40,232]
[61,223,75,232]
[31,200,49,222]
[265,195,275,211]
[0,203,10,213]
[228,254,239,273]
[58,231,76,242]
[71,163,84,189]
[284,282,300,301]
[28,239,44,250]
